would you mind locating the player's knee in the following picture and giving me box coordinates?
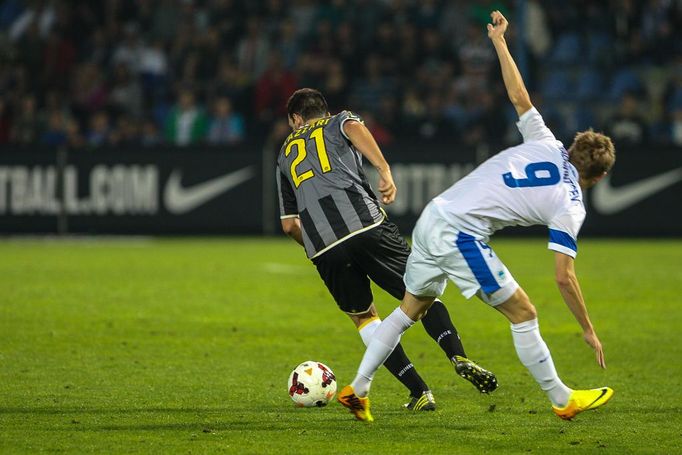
[513,290,536,320]
[400,293,435,321]
[348,305,378,327]
[519,301,537,321]
[497,288,537,323]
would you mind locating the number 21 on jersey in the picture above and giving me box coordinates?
[285,128,331,187]
[503,161,560,188]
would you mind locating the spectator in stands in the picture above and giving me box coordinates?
[86,111,110,147]
[277,19,300,70]
[208,97,245,145]
[360,111,393,146]
[109,63,142,118]
[463,91,508,146]
[607,92,648,145]
[0,98,11,144]
[42,28,75,89]
[290,0,318,39]
[11,95,42,145]
[210,59,249,115]
[164,89,208,146]
[8,0,56,41]
[41,110,68,146]
[70,62,108,121]
[0,0,679,150]
[350,54,396,112]
[138,39,169,102]
[237,17,270,81]
[416,93,452,140]
[16,20,44,87]
[111,23,143,74]
[141,119,162,147]
[150,0,181,42]
[672,110,682,146]
[110,115,140,147]
[65,117,84,148]
[322,59,348,113]
[402,88,429,137]
[195,27,223,83]
[254,52,297,124]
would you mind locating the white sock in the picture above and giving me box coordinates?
[510,318,572,407]
[351,307,415,397]
[358,318,381,346]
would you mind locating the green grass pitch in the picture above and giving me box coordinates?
[1,237,681,454]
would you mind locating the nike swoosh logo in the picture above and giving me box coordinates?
[585,388,609,409]
[592,167,682,215]
[164,166,255,214]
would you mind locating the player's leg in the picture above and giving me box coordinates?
[349,291,436,398]
[347,304,433,410]
[492,287,572,406]
[311,243,433,405]
[339,291,439,421]
[355,219,497,392]
[339,204,464,420]
[447,233,573,405]
[493,288,613,419]
[449,232,612,417]
[354,220,469,359]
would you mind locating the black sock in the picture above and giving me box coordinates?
[382,342,429,397]
[421,299,467,360]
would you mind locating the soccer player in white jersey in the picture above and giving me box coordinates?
[338,11,616,422]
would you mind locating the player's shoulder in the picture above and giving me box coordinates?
[336,110,363,122]
[326,110,361,129]
[329,110,364,141]
[516,106,559,144]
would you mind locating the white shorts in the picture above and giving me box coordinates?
[404,202,519,307]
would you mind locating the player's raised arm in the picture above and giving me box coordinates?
[487,11,533,117]
[343,120,397,205]
[554,252,606,368]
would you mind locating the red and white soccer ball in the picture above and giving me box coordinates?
[287,361,337,407]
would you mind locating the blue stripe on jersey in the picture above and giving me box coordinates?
[548,229,577,253]
[456,232,501,294]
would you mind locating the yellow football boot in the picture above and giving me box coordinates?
[337,385,374,422]
[552,387,614,420]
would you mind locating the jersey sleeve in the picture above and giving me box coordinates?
[516,107,557,143]
[338,111,364,141]
[276,165,298,219]
[547,206,586,258]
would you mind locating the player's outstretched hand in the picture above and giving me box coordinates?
[487,10,508,40]
[378,170,397,205]
[584,329,606,369]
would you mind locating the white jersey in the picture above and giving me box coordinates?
[432,107,584,258]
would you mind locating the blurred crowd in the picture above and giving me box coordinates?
[0,0,681,150]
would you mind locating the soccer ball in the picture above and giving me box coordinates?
[287,361,337,407]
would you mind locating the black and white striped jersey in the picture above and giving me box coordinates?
[276,111,385,259]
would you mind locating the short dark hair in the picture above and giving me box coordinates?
[286,88,328,121]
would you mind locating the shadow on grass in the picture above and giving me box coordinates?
[57,420,477,432]
[0,406,478,432]
[0,407,235,415]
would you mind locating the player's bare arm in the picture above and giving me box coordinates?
[487,11,533,117]
[281,217,304,246]
[343,120,397,205]
[554,252,606,368]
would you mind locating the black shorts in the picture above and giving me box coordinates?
[311,220,410,314]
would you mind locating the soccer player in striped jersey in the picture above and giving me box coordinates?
[277,88,497,414]
[339,11,616,422]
